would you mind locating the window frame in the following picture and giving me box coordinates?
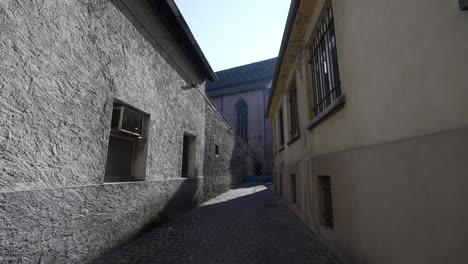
[287,78,300,145]
[307,6,345,130]
[290,174,297,204]
[318,176,334,229]
[104,99,150,183]
[277,105,285,150]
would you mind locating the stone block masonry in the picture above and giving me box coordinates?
[0,0,256,263]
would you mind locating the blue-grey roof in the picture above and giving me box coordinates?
[206,58,277,97]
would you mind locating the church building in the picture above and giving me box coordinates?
[206,58,276,176]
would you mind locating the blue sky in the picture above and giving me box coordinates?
[175,0,291,71]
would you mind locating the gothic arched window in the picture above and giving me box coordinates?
[236,99,248,139]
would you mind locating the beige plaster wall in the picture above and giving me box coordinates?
[301,0,468,157]
[276,127,468,264]
[272,0,468,263]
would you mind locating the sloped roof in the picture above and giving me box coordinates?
[207,58,277,91]
[154,0,217,81]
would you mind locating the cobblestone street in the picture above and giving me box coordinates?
[93,185,339,264]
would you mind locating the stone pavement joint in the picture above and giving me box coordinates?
[92,184,340,264]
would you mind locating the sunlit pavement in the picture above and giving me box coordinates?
[92,184,339,264]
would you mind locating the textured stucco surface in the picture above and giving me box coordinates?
[0,0,205,193]
[0,0,211,263]
[203,104,255,200]
[0,0,258,262]
[0,178,204,264]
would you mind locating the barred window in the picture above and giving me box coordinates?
[290,174,297,204]
[318,176,333,229]
[310,7,341,116]
[288,79,299,137]
[278,106,285,146]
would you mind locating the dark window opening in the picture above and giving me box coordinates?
[181,133,196,178]
[318,176,333,229]
[279,173,283,196]
[310,7,342,116]
[278,106,285,146]
[288,80,299,137]
[255,162,263,175]
[105,99,150,182]
[236,99,248,140]
[215,144,219,155]
[461,0,468,10]
[291,174,297,203]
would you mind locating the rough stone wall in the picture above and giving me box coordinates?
[0,0,209,263]
[0,178,204,264]
[204,103,255,200]
[0,0,205,193]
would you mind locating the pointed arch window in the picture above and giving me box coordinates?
[236,99,248,139]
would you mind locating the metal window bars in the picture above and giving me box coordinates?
[278,106,285,146]
[288,80,299,137]
[310,7,342,116]
[320,176,334,229]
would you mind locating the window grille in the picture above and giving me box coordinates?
[310,7,342,116]
[319,176,333,228]
[278,106,285,146]
[280,173,283,196]
[288,80,299,137]
[291,174,297,203]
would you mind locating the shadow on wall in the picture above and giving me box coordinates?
[86,178,203,263]
[140,178,203,234]
[203,103,256,201]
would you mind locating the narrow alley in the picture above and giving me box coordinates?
[93,185,339,264]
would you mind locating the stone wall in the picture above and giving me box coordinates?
[0,0,205,193]
[0,178,204,263]
[204,103,255,200]
[0,0,215,263]
[0,0,257,262]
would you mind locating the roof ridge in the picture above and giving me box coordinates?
[206,77,273,90]
[214,57,277,74]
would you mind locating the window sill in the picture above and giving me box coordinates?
[307,95,346,131]
[287,133,300,146]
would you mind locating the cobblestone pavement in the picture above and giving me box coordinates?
[92,184,339,264]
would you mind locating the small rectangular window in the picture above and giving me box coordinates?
[318,176,333,229]
[310,7,342,117]
[461,0,468,10]
[278,106,285,146]
[181,133,196,178]
[290,174,297,203]
[215,144,219,155]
